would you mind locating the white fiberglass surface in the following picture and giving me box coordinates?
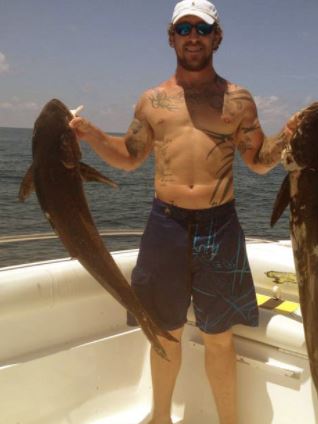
[0,329,152,424]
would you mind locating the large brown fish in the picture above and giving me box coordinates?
[19,98,177,360]
[271,102,318,391]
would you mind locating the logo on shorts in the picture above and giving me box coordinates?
[193,239,220,263]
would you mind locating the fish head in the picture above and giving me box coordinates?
[289,102,318,170]
[32,99,81,166]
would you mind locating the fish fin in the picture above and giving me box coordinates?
[44,211,57,232]
[18,165,35,202]
[271,175,290,227]
[79,162,118,188]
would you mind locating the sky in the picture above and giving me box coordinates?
[0,0,317,133]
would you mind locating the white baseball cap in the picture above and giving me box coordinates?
[171,0,219,25]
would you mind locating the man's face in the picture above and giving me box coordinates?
[170,16,216,72]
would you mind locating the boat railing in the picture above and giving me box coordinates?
[0,229,144,245]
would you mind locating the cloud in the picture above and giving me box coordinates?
[0,97,38,111]
[254,95,286,115]
[254,95,290,131]
[0,97,40,127]
[304,95,315,105]
[0,52,10,74]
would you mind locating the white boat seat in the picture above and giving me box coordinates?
[186,303,307,357]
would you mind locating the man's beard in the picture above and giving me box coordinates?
[176,47,212,72]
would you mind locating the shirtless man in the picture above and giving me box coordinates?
[70,1,295,423]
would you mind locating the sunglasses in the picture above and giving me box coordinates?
[174,22,215,37]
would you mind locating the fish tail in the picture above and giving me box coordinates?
[136,310,179,361]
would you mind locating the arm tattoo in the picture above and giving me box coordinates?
[130,119,143,135]
[254,130,289,167]
[126,138,142,159]
[223,89,255,117]
[237,137,254,155]
[125,119,148,159]
[237,124,261,155]
[240,124,261,134]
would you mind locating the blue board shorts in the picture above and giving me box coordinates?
[131,198,259,334]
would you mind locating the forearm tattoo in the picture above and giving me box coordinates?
[237,124,261,155]
[254,130,289,167]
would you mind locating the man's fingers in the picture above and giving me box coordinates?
[69,117,83,129]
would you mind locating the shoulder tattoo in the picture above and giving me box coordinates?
[223,89,255,118]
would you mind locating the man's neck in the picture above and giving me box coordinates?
[174,65,218,88]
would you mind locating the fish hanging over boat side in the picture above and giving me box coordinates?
[18,98,177,360]
[271,102,318,392]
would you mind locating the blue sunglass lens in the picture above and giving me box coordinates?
[174,22,214,36]
[175,23,192,36]
[196,23,214,35]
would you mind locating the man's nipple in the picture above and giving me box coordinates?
[222,115,232,124]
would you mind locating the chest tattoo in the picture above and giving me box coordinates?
[149,90,184,111]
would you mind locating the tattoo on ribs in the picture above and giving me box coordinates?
[204,130,235,159]
[156,138,175,185]
[205,131,235,205]
[209,175,234,206]
[209,151,234,205]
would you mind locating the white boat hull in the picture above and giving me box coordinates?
[0,240,317,423]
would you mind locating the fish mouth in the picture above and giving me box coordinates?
[289,102,318,170]
[282,145,318,173]
[281,146,302,172]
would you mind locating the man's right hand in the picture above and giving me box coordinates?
[69,117,100,144]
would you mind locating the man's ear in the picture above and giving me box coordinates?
[169,34,175,48]
[168,24,175,48]
[211,24,223,52]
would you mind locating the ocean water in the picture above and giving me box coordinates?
[0,127,290,268]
